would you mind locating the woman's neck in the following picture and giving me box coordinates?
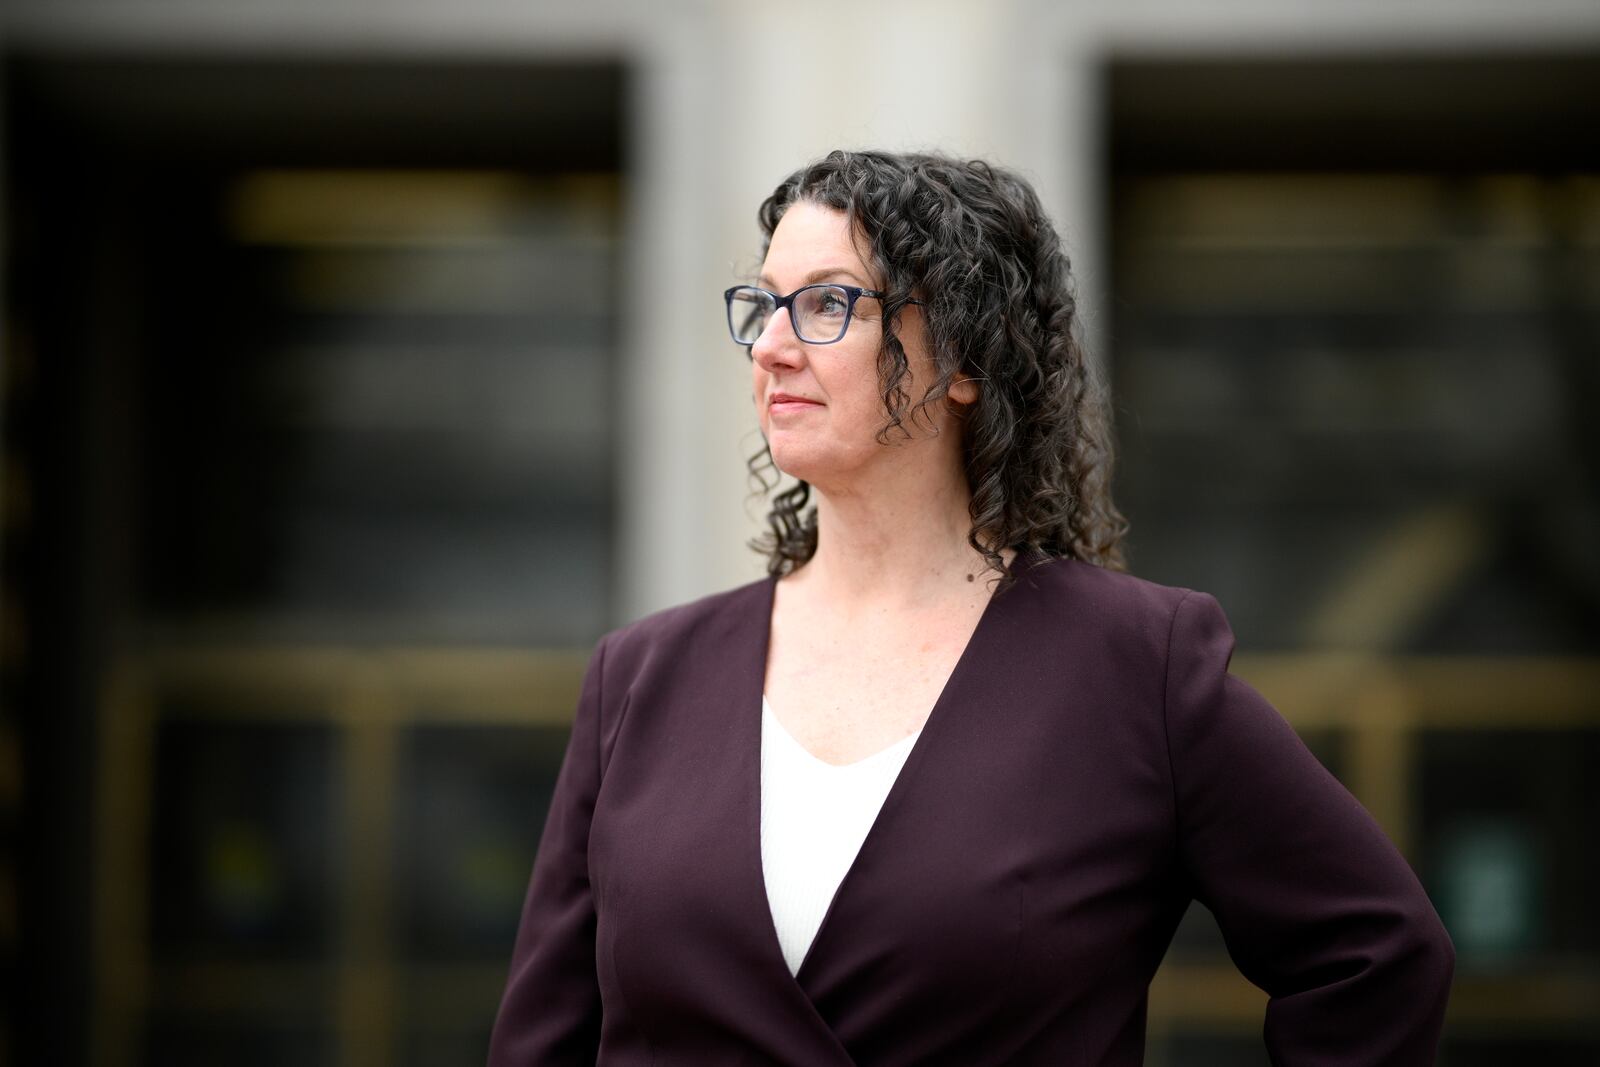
[789,464,1005,611]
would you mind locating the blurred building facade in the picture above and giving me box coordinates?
[0,1,1596,1064]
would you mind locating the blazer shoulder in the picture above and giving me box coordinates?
[1013,555,1200,635]
[597,574,773,672]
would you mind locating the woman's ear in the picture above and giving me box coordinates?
[948,374,979,406]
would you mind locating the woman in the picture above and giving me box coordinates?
[488,150,1454,1066]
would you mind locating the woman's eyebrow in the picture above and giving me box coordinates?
[756,266,870,289]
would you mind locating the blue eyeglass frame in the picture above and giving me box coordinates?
[723,283,926,346]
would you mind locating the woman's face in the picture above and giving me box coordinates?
[750,201,963,490]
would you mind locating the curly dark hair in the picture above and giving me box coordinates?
[747,149,1129,583]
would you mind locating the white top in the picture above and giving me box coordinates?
[759,695,923,976]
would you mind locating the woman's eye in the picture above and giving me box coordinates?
[815,290,848,316]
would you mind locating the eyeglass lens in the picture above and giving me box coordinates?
[728,285,852,345]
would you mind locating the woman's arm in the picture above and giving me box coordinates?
[487,634,610,1067]
[1164,591,1455,1065]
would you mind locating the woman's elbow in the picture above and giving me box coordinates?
[1398,892,1457,1010]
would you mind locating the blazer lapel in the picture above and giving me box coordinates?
[711,575,861,1064]
[745,556,1034,1042]
[791,569,1013,976]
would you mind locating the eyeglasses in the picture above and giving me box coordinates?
[723,283,923,346]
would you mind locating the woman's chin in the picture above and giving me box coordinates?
[767,452,814,483]
[767,445,833,487]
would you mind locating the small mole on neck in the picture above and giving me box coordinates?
[966,573,975,582]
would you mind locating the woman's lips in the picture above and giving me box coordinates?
[769,393,823,413]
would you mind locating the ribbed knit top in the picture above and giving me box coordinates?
[759,695,923,976]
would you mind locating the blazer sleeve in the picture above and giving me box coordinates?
[1163,590,1455,1066]
[487,633,610,1067]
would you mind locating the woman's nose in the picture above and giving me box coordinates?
[749,306,804,371]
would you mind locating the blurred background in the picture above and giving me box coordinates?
[1,1,1596,1065]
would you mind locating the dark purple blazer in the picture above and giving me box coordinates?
[488,556,1454,1066]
